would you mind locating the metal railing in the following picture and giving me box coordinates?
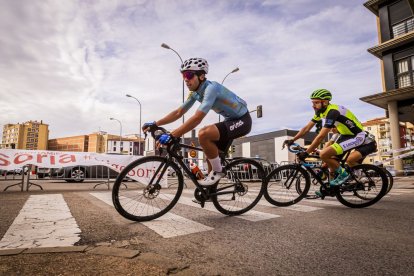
[392,17,414,38]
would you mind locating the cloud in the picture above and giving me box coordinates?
[0,0,384,139]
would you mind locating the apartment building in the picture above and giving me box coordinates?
[363,117,414,164]
[48,132,143,155]
[48,135,89,152]
[361,0,414,173]
[1,120,49,150]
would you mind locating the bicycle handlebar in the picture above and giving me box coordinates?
[285,143,306,153]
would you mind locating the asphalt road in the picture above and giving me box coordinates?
[0,177,413,275]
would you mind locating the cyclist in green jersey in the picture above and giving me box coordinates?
[283,89,377,187]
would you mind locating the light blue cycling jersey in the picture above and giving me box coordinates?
[180,80,248,120]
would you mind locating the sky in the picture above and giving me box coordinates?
[0,0,384,139]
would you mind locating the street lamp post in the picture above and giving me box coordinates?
[219,67,240,122]
[126,94,142,155]
[161,43,186,158]
[110,117,122,154]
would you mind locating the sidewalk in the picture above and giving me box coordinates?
[0,245,194,275]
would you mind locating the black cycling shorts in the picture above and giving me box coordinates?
[214,112,252,152]
[336,134,377,161]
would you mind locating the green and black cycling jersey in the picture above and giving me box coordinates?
[311,104,364,136]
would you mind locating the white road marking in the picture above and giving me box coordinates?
[90,192,213,238]
[0,194,80,249]
[256,199,323,212]
[178,193,280,221]
[182,189,321,213]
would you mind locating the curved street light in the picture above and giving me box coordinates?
[161,43,186,158]
[219,67,240,122]
[221,67,239,84]
[110,117,122,154]
[126,94,142,155]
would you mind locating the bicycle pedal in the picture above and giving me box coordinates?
[192,198,206,208]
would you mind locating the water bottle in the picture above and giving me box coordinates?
[190,162,205,180]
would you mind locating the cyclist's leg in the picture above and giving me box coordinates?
[198,124,225,186]
[326,132,367,186]
[347,140,377,167]
[198,112,252,186]
[319,146,340,173]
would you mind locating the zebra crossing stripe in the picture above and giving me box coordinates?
[0,194,80,249]
[256,199,323,212]
[90,192,213,238]
[181,189,321,213]
[388,189,414,196]
[178,193,280,221]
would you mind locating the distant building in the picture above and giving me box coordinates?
[1,120,49,150]
[233,129,318,164]
[363,117,414,164]
[361,0,414,173]
[48,132,144,155]
[48,135,89,152]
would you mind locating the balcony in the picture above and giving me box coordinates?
[367,31,414,58]
[392,18,414,39]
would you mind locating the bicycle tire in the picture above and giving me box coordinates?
[112,156,184,221]
[384,169,394,194]
[335,164,388,208]
[264,164,311,207]
[212,158,266,216]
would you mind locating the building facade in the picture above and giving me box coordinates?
[233,129,318,164]
[1,120,49,150]
[361,0,414,173]
[48,135,89,152]
[363,117,414,164]
[48,132,143,155]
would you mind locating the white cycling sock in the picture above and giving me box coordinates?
[209,156,222,172]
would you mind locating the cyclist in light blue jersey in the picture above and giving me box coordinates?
[143,58,252,186]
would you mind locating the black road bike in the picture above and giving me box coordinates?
[112,126,266,222]
[264,144,388,208]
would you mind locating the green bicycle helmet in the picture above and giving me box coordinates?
[310,89,332,101]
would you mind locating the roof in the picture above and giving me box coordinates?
[360,86,414,123]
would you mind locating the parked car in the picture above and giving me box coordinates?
[49,165,120,182]
[0,167,28,176]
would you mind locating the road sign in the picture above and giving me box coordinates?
[189,150,197,158]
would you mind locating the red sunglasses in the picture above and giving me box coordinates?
[182,71,197,80]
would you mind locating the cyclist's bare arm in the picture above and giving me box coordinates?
[171,110,206,138]
[292,121,315,141]
[155,108,186,126]
[306,127,330,153]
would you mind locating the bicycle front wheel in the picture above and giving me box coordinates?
[336,164,388,208]
[385,169,394,194]
[212,158,266,216]
[112,156,184,221]
[264,164,311,206]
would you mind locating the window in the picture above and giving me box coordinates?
[396,57,413,88]
[113,147,116,151]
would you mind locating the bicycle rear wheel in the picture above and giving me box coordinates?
[112,156,184,221]
[264,164,310,206]
[212,158,266,216]
[335,164,387,208]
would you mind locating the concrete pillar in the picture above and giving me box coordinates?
[388,101,404,175]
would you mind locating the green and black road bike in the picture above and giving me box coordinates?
[264,143,388,208]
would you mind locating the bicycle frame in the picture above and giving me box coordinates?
[154,140,241,203]
[297,151,353,197]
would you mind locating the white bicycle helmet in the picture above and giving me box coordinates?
[180,58,209,74]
